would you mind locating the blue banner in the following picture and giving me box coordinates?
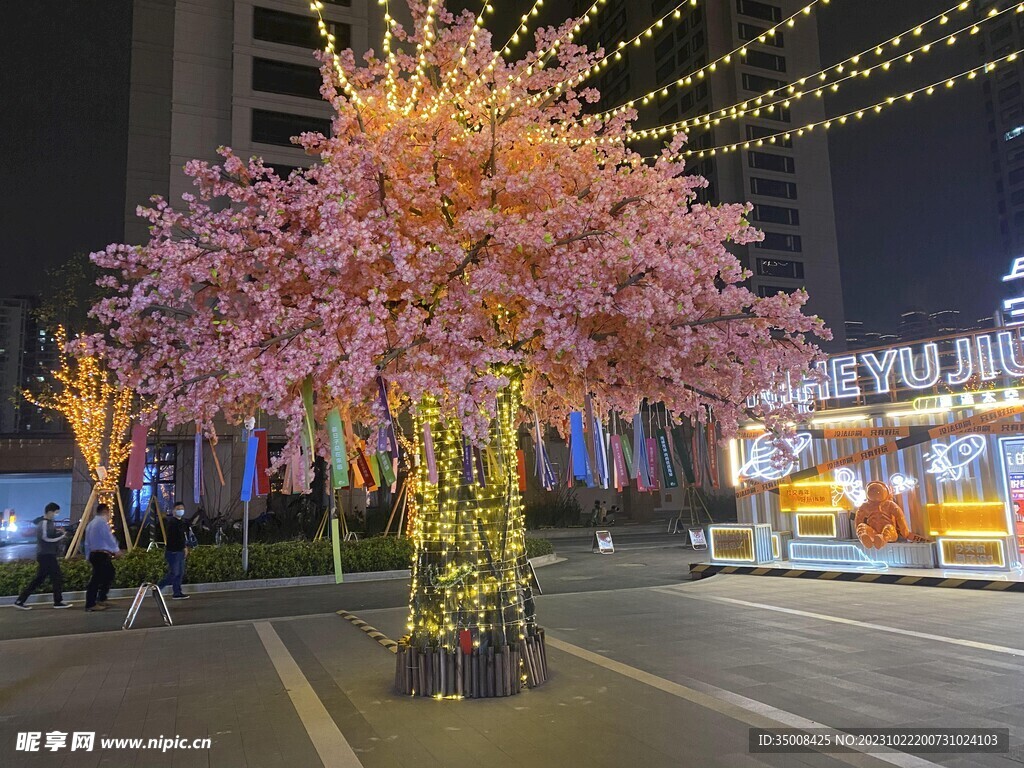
[570,412,588,480]
[632,414,651,488]
[240,435,259,502]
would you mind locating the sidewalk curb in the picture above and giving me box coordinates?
[2,556,561,605]
[0,570,412,606]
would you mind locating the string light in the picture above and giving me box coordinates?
[309,0,366,108]
[425,0,493,114]
[405,370,538,687]
[579,0,830,125]
[625,3,1018,142]
[511,0,707,111]
[664,48,1022,160]
[381,0,400,109]
[403,0,443,112]
[22,327,139,497]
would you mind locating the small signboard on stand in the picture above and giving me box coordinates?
[688,527,707,551]
[592,530,614,554]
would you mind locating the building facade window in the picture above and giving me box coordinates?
[737,0,782,23]
[748,150,795,173]
[741,72,787,92]
[757,284,795,298]
[745,123,793,147]
[757,257,804,279]
[756,232,803,252]
[752,203,800,225]
[251,109,331,147]
[131,444,176,523]
[737,22,784,47]
[750,176,797,199]
[252,58,323,100]
[744,49,786,72]
[253,7,351,51]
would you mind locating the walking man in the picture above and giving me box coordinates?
[14,502,72,609]
[84,503,120,612]
[157,502,192,600]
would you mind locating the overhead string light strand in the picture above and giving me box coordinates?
[660,47,1024,160]
[310,1,366,108]
[626,2,1017,142]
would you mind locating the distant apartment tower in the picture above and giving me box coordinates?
[574,0,846,347]
[0,298,61,434]
[124,0,380,242]
[0,299,28,433]
[976,0,1024,269]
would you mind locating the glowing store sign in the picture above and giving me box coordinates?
[738,432,812,480]
[1004,257,1024,323]
[752,328,1024,411]
[924,435,986,482]
[913,386,1022,411]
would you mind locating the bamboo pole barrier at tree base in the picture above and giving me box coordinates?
[393,630,548,698]
[114,489,133,551]
[64,485,100,560]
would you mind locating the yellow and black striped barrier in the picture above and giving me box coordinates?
[337,609,400,653]
[689,562,1024,592]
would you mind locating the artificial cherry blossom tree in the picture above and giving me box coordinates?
[90,1,827,695]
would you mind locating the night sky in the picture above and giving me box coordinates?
[0,1,1008,333]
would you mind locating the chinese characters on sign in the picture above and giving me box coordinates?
[1003,256,1024,323]
[999,437,1024,557]
[16,732,94,752]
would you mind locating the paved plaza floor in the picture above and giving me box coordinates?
[1,535,1021,767]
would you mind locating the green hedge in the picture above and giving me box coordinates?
[1,536,555,597]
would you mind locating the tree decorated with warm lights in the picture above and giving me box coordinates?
[89,0,826,696]
[23,327,136,498]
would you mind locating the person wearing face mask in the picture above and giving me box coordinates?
[157,502,194,600]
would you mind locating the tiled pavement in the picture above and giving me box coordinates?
[1,561,1022,767]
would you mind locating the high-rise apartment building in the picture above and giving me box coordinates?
[0,297,61,434]
[574,0,846,347]
[0,299,29,434]
[124,0,381,242]
[976,1,1024,278]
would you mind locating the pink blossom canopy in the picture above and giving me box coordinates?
[89,2,827,449]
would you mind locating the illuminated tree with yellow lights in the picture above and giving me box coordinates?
[24,327,135,498]
[89,1,826,696]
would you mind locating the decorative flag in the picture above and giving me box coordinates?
[240,434,258,502]
[610,434,627,492]
[326,408,349,489]
[423,422,438,484]
[462,434,474,484]
[355,445,378,492]
[516,449,527,492]
[594,416,610,488]
[632,414,651,488]
[620,431,634,478]
[125,423,147,491]
[646,437,660,491]
[376,375,400,457]
[674,424,697,485]
[366,451,381,487]
[377,452,397,486]
[193,430,203,505]
[301,377,316,456]
[569,411,588,480]
[584,395,598,475]
[474,447,487,487]
[253,428,270,497]
[707,417,721,489]
[656,428,679,488]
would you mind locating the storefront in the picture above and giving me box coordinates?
[721,327,1024,573]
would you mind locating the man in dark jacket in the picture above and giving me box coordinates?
[14,502,73,609]
[157,502,192,600]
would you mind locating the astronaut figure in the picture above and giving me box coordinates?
[854,481,929,549]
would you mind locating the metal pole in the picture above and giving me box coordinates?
[242,500,249,573]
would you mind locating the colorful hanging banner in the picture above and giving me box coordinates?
[674,425,697,485]
[462,434,475,484]
[594,417,610,488]
[355,445,377,492]
[632,414,651,487]
[240,434,259,502]
[125,423,147,491]
[655,428,679,488]
[707,417,720,489]
[376,375,400,457]
[620,431,634,478]
[646,437,660,491]
[516,449,527,492]
[423,422,438,484]
[326,408,349,489]
[610,434,627,491]
[253,428,270,497]
[569,411,588,480]
[377,451,397,486]
[474,447,487,487]
[193,430,203,505]
[301,377,316,455]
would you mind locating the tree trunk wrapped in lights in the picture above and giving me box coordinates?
[88,1,828,699]
[399,375,544,696]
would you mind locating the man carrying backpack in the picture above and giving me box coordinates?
[14,502,73,610]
